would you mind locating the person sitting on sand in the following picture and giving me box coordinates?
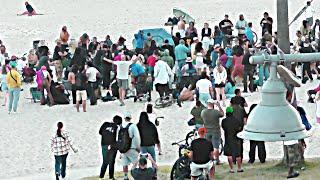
[18,2,42,16]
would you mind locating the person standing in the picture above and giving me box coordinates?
[99,115,122,180]
[201,99,224,164]
[174,39,190,79]
[86,61,100,105]
[213,61,227,106]
[104,54,133,106]
[154,57,173,99]
[119,112,141,180]
[60,26,70,45]
[75,67,88,112]
[260,12,273,36]
[36,66,55,106]
[247,104,266,164]
[230,89,248,108]
[201,23,212,41]
[242,44,255,92]
[137,112,162,161]
[305,1,315,27]
[222,107,244,173]
[235,14,248,44]
[219,15,234,47]
[6,61,21,114]
[51,122,78,180]
[1,60,9,106]
[196,71,214,107]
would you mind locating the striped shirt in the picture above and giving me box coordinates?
[51,131,75,156]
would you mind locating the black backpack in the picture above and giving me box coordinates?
[117,123,133,153]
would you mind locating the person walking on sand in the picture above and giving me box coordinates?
[99,115,123,180]
[51,122,78,180]
[119,112,141,180]
[6,61,22,114]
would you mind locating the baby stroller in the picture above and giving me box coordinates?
[134,73,152,102]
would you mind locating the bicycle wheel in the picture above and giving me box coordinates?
[170,156,191,180]
[185,131,195,146]
[252,31,258,45]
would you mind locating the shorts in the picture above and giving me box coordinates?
[117,79,129,90]
[206,132,221,149]
[284,144,301,167]
[1,82,8,92]
[190,161,213,177]
[76,90,87,101]
[121,149,139,166]
[214,83,225,88]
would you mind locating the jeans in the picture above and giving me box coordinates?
[55,153,68,178]
[243,66,254,92]
[100,146,117,179]
[258,64,270,86]
[8,88,21,112]
[176,60,186,79]
[141,146,156,161]
[249,140,266,163]
[87,82,97,105]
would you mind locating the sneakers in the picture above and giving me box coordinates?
[287,171,299,179]
[55,173,60,180]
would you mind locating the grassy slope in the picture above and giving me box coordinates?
[82,158,320,180]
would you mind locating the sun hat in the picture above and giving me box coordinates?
[186,57,193,62]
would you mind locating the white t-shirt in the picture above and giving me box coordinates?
[196,79,212,94]
[305,7,314,18]
[86,67,99,82]
[114,61,131,80]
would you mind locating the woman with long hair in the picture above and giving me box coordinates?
[194,42,207,74]
[213,61,227,106]
[70,47,86,70]
[196,71,214,107]
[232,53,244,84]
[137,112,162,161]
[51,122,77,180]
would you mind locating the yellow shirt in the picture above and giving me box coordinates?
[6,69,22,88]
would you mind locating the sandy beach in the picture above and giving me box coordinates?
[1,0,320,179]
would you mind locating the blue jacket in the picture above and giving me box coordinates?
[130,63,145,77]
[134,33,145,49]
[245,27,254,43]
[174,44,190,61]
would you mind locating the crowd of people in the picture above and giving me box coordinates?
[1,1,320,179]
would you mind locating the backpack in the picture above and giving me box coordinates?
[117,123,133,153]
[36,70,46,89]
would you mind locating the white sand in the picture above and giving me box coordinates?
[1,0,320,179]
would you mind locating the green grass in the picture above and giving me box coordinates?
[82,158,320,180]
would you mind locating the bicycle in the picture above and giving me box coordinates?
[185,128,224,155]
[170,139,210,180]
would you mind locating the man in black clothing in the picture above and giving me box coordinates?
[161,39,175,60]
[300,39,314,84]
[230,89,248,108]
[88,37,99,57]
[242,46,255,92]
[99,116,122,180]
[101,45,113,89]
[260,12,273,36]
[189,127,214,180]
[219,15,234,47]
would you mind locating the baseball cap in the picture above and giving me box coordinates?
[198,127,207,135]
[226,106,234,114]
[123,111,132,119]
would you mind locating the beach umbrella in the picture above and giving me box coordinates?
[173,8,195,24]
